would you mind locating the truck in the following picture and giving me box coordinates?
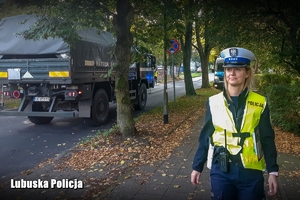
[213,57,224,90]
[0,14,156,126]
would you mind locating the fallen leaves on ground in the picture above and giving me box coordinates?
[58,111,204,170]
[274,127,300,157]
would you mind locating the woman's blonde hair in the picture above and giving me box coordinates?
[224,65,254,100]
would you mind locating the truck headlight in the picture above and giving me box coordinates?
[59,53,71,59]
[214,76,220,83]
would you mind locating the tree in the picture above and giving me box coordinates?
[131,0,198,96]
[180,11,196,95]
[112,0,136,137]
[178,0,197,96]
[193,3,213,89]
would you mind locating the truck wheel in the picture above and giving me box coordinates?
[133,83,147,110]
[28,103,54,125]
[91,89,109,126]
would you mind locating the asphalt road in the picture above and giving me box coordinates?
[0,74,214,184]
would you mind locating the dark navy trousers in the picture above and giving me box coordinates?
[210,162,265,200]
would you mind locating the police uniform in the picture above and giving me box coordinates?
[192,47,279,200]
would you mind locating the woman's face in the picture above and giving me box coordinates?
[225,67,249,87]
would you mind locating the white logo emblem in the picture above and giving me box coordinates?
[229,48,238,57]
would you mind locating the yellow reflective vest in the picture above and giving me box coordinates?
[209,91,266,171]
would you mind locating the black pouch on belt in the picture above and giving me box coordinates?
[219,150,229,172]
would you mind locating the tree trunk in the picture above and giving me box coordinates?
[195,19,211,88]
[113,0,136,138]
[288,28,300,75]
[200,54,210,88]
[182,17,196,96]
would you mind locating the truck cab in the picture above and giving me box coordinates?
[213,57,224,90]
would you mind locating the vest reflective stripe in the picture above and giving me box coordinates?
[209,91,266,171]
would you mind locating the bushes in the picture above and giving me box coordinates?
[253,74,263,91]
[258,74,300,135]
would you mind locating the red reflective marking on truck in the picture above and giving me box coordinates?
[13,90,20,98]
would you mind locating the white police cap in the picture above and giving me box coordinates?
[220,47,256,67]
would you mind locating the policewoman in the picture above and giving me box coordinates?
[191,47,279,200]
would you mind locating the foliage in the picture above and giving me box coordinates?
[9,1,114,46]
[215,0,300,75]
[253,74,263,90]
[0,0,39,19]
[130,0,184,66]
[193,0,224,87]
[131,0,199,96]
[258,73,291,92]
[15,15,81,46]
[191,72,202,78]
[258,74,300,134]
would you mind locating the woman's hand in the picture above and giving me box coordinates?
[191,170,201,186]
[267,174,278,195]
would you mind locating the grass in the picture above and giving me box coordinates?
[150,86,215,115]
[1,97,21,109]
[191,72,202,78]
[179,72,202,79]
